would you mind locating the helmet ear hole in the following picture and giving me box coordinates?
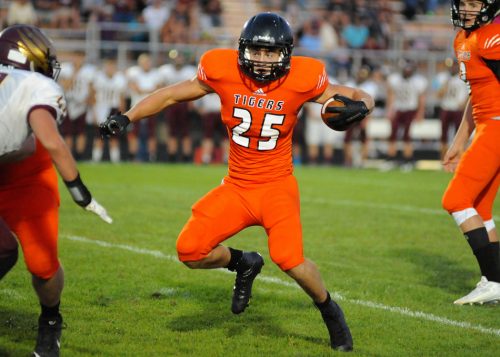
[238,12,294,82]
[0,25,59,79]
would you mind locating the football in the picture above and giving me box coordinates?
[321,97,346,129]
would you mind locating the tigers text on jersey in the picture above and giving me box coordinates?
[0,66,67,156]
[454,23,500,121]
[197,49,328,183]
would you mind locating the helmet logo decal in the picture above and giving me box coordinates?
[7,49,27,64]
[252,35,275,45]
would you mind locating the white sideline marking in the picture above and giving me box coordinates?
[302,198,500,222]
[64,235,500,338]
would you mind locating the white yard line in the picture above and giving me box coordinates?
[302,198,500,221]
[64,235,500,338]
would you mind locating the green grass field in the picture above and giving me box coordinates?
[1,164,499,356]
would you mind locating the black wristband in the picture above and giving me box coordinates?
[64,173,92,207]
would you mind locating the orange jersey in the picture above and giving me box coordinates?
[0,139,54,187]
[454,23,500,122]
[197,49,328,183]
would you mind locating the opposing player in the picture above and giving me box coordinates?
[435,59,469,160]
[0,25,112,356]
[88,57,127,163]
[58,51,95,161]
[101,13,373,350]
[442,0,500,304]
[383,61,427,171]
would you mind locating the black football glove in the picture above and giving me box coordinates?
[324,94,370,131]
[99,113,130,138]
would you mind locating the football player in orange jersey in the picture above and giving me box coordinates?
[101,13,373,351]
[442,0,500,305]
[0,25,112,356]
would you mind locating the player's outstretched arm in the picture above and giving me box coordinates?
[28,108,113,223]
[100,77,212,137]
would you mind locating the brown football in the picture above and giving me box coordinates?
[321,97,345,123]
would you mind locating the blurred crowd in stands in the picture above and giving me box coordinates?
[0,0,460,170]
[2,0,222,42]
[2,0,451,47]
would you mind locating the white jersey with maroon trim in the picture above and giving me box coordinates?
[387,73,427,111]
[126,65,162,106]
[0,66,67,156]
[92,70,127,124]
[441,75,469,111]
[60,62,96,119]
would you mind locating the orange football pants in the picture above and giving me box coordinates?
[442,119,500,221]
[0,142,60,279]
[176,174,304,271]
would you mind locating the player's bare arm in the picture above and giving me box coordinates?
[28,108,79,182]
[314,83,374,111]
[100,77,213,138]
[125,77,213,122]
[29,107,112,222]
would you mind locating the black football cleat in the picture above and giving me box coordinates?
[231,252,264,314]
[319,299,353,352]
[33,314,63,357]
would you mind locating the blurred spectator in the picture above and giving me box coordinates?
[403,0,447,19]
[383,61,428,171]
[51,0,81,29]
[142,0,171,32]
[326,0,352,13]
[200,0,222,28]
[343,66,377,167]
[369,66,388,118]
[195,93,228,164]
[341,15,369,49]
[435,59,468,160]
[59,52,96,161]
[304,102,340,165]
[160,0,198,43]
[127,53,162,161]
[112,0,139,23]
[319,11,339,52]
[7,0,38,26]
[298,18,321,52]
[89,58,128,162]
[158,53,197,162]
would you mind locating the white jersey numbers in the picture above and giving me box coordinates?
[231,107,285,151]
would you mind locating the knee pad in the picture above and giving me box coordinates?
[484,219,496,232]
[0,247,18,280]
[451,208,479,226]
